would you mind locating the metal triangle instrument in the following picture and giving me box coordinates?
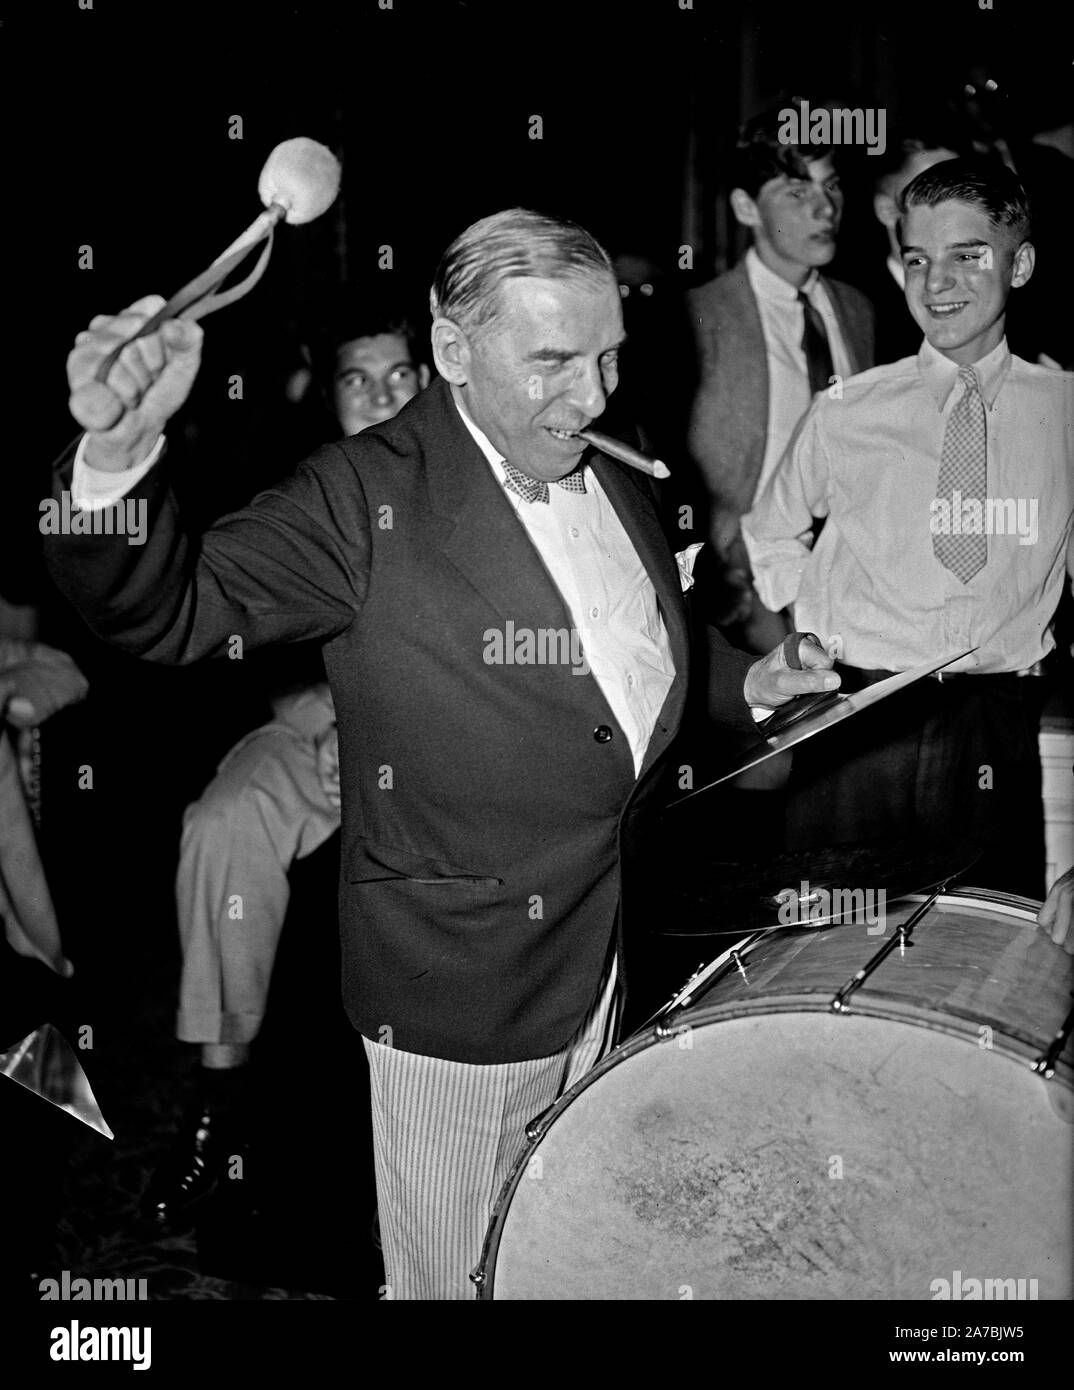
[0,1024,114,1139]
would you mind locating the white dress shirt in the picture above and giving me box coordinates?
[746,247,853,503]
[451,389,675,776]
[742,338,1074,673]
[72,434,163,510]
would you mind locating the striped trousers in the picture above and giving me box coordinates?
[363,960,620,1300]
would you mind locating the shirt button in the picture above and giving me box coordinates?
[589,606,600,619]
[569,526,580,539]
[593,725,613,743]
[626,673,636,688]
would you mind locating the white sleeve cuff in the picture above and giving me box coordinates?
[71,434,164,511]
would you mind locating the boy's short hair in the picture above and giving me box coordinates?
[732,98,833,199]
[312,298,427,387]
[898,156,1032,245]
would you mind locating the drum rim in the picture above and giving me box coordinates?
[902,886,1042,919]
[474,886,1065,1299]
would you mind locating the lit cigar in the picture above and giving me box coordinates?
[576,429,670,479]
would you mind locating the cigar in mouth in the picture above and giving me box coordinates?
[576,429,670,479]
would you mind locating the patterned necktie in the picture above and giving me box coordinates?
[798,289,834,396]
[933,366,987,583]
[502,462,587,504]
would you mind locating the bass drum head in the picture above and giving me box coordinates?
[488,1010,1073,1300]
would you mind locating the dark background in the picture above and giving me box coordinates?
[13,0,1073,565]
[2,0,1071,1307]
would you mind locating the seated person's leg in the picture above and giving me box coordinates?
[143,718,339,1224]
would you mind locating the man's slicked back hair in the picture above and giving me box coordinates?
[430,208,616,338]
[898,156,1032,245]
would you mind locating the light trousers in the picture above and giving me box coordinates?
[363,957,620,1300]
[176,692,338,1044]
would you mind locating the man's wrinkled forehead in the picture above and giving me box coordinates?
[482,270,621,334]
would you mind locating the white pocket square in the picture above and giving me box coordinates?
[674,542,704,593]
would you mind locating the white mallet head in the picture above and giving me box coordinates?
[258,137,342,225]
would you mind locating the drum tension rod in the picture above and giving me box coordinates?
[653,935,765,1038]
[1031,1003,1074,1080]
[525,1102,557,1143]
[829,889,941,1014]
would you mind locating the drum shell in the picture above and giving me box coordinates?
[479,892,1074,1300]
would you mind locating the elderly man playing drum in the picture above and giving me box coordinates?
[47,208,840,1299]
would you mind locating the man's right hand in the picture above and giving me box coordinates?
[67,296,204,472]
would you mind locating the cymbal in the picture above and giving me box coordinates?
[656,836,981,935]
[666,648,977,809]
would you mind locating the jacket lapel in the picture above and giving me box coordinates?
[697,265,769,516]
[422,381,579,635]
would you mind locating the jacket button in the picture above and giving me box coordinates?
[593,725,613,743]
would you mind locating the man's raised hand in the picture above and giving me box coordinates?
[67,296,204,472]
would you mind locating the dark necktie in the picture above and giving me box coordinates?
[933,366,988,583]
[502,462,587,504]
[798,289,834,396]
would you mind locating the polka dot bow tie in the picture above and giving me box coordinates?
[502,462,587,504]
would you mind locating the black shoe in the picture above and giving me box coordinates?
[140,1077,248,1228]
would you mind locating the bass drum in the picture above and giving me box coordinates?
[476,891,1074,1300]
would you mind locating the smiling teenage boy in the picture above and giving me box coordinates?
[742,158,1074,897]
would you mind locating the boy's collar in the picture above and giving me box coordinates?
[917,336,1012,409]
[746,246,819,301]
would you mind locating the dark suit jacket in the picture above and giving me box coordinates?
[686,261,875,534]
[46,378,756,1063]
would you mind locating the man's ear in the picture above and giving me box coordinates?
[873,190,899,229]
[431,318,471,385]
[729,187,760,229]
[1010,239,1035,290]
[417,363,431,389]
